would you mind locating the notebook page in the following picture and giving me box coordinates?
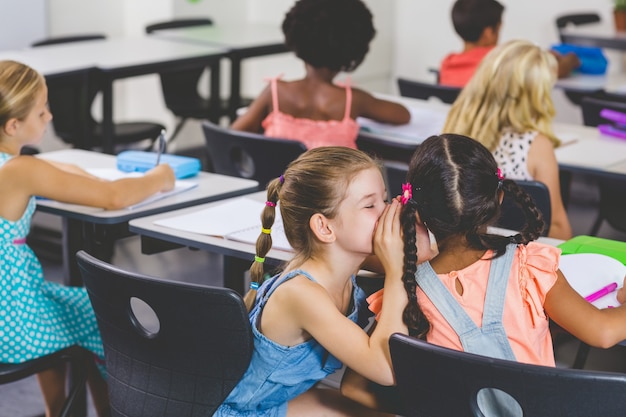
[560,253,626,309]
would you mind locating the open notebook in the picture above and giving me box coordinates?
[560,253,626,309]
[153,197,292,251]
[86,168,198,210]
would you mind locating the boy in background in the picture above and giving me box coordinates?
[439,0,580,87]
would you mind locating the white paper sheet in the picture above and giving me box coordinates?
[560,253,626,309]
[154,197,292,251]
[357,106,447,144]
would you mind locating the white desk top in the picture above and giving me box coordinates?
[362,94,626,177]
[0,36,226,77]
[560,23,626,50]
[129,191,293,263]
[152,22,285,51]
[36,149,259,224]
[555,72,626,93]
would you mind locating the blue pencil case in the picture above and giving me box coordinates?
[116,151,201,179]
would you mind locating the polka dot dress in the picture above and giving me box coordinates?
[0,153,104,365]
[492,130,536,181]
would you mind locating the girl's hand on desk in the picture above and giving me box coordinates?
[146,164,175,192]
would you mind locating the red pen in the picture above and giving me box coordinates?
[584,282,618,303]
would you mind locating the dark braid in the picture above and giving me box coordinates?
[500,179,545,244]
[244,178,282,311]
[400,201,430,338]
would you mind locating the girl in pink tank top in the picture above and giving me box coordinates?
[231,0,410,149]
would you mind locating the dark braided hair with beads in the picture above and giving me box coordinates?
[400,134,545,338]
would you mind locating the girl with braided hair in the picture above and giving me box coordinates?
[349,134,626,413]
[215,146,433,417]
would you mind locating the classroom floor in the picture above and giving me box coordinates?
[2,131,626,417]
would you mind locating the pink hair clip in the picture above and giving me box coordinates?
[265,201,276,207]
[496,168,505,181]
[401,183,413,205]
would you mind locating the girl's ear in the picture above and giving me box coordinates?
[3,118,18,136]
[309,213,335,243]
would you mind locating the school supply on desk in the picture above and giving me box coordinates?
[116,150,201,179]
[597,108,626,140]
[558,235,626,265]
[155,129,166,166]
[153,197,292,251]
[86,168,198,210]
[550,43,608,75]
[357,106,447,144]
[560,253,626,309]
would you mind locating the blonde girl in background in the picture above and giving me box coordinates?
[443,39,572,240]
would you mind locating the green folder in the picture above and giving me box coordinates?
[558,235,626,265]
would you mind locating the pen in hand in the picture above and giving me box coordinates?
[155,129,166,166]
[584,282,618,303]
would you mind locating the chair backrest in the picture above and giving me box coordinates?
[556,13,601,43]
[497,180,552,236]
[76,250,253,417]
[389,333,626,417]
[383,161,409,201]
[31,35,106,149]
[145,18,213,34]
[146,18,215,117]
[579,95,626,234]
[397,77,461,104]
[555,12,601,29]
[580,95,626,127]
[202,120,307,190]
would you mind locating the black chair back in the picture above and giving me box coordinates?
[556,13,601,43]
[390,333,626,417]
[32,34,164,152]
[397,77,461,104]
[497,180,552,236]
[202,121,307,190]
[580,96,626,235]
[76,250,253,417]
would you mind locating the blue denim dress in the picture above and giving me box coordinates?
[214,269,369,417]
[415,243,522,417]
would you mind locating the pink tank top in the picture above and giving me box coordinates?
[261,76,360,149]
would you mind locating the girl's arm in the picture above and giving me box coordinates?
[545,271,626,348]
[353,89,411,125]
[230,86,271,133]
[8,156,175,211]
[288,200,409,385]
[527,134,572,240]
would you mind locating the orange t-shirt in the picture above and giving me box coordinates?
[439,46,494,87]
[368,242,560,366]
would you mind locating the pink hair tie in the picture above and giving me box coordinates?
[496,168,505,181]
[265,201,276,207]
[401,183,413,205]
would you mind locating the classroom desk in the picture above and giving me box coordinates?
[36,149,258,286]
[560,23,626,51]
[129,191,290,293]
[0,37,227,154]
[150,23,288,120]
[554,72,626,94]
[358,94,626,179]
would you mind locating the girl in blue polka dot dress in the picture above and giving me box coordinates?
[0,60,175,417]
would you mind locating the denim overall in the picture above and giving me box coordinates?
[415,243,522,417]
[215,269,369,417]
